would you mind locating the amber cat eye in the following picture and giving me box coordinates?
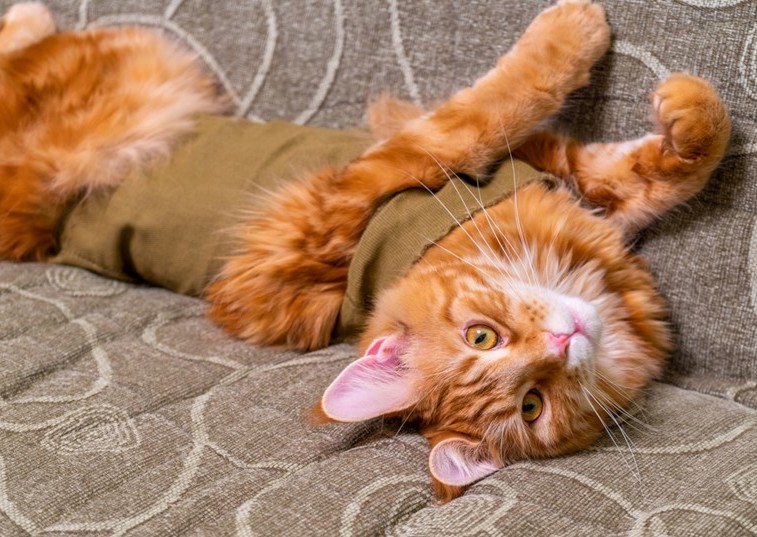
[464,324,499,350]
[522,390,543,422]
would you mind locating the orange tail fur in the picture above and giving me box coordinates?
[0,6,223,260]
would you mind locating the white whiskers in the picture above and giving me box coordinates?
[581,383,647,499]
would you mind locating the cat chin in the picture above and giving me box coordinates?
[560,297,602,370]
[565,334,596,370]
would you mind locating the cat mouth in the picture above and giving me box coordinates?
[566,303,602,343]
[549,304,602,369]
[565,332,595,369]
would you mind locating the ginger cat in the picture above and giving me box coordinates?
[0,1,730,500]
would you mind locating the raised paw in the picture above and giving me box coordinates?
[542,0,610,65]
[0,2,56,53]
[512,0,611,94]
[652,73,731,163]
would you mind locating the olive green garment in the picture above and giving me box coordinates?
[51,116,374,296]
[51,115,545,339]
[337,159,547,339]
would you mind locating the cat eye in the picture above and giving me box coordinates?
[521,390,543,423]
[464,324,499,350]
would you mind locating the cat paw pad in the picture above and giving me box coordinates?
[652,73,730,162]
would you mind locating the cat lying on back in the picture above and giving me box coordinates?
[0,1,730,500]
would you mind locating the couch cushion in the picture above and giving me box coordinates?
[1,0,756,534]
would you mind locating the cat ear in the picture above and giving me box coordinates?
[321,334,418,422]
[428,436,501,488]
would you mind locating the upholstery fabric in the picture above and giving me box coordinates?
[0,0,755,535]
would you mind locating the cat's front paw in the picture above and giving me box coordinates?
[511,1,611,93]
[652,73,730,163]
[545,0,610,64]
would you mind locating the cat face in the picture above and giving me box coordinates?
[323,261,605,489]
[320,187,670,500]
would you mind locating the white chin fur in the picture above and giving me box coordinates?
[566,334,595,369]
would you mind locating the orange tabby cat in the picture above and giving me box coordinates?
[0,1,730,501]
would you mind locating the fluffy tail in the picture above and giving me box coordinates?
[0,24,224,260]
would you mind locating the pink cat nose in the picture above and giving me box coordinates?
[548,332,573,357]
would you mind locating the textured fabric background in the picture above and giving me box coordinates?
[0,0,756,535]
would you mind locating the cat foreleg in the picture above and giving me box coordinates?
[363,0,611,185]
[515,74,731,236]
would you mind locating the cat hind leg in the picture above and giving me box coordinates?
[0,3,56,53]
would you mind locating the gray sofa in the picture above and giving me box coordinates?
[1,0,755,535]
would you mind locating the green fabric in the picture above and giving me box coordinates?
[337,159,547,338]
[51,116,373,295]
[51,115,544,334]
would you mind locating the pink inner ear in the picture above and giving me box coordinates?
[429,438,500,487]
[321,334,417,422]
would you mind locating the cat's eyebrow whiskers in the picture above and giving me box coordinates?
[425,239,495,281]
[246,181,279,197]
[376,150,525,296]
[418,158,542,303]
[405,170,506,276]
[462,165,538,288]
[449,168,531,285]
[442,171,514,281]
[420,146,540,290]
[404,153,515,285]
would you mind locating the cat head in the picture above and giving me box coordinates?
[319,192,670,501]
